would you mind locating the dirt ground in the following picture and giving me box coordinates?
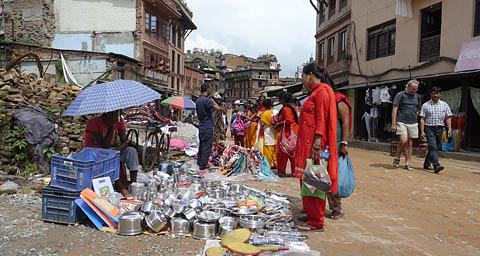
[1,147,480,256]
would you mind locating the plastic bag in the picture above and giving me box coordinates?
[335,155,355,198]
[302,159,331,193]
[0,180,20,193]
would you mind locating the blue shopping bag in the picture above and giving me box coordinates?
[335,155,355,198]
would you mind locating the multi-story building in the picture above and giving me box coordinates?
[224,54,281,101]
[315,0,351,87]
[218,54,251,73]
[11,0,196,98]
[184,65,204,96]
[185,57,222,96]
[185,48,223,68]
[343,0,480,149]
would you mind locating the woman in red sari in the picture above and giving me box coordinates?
[276,91,299,177]
[295,63,338,232]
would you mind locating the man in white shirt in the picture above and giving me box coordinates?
[419,87,453,174]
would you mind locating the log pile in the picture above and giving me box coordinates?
[0,69,89,171]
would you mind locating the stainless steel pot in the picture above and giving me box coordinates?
[162,206,176,219]
[172,200,188,214]
[218,216,238,229]
[219,225,235,237]
[212,190,224,199]
[118,212,144,236]
[129,182,145,200]
[145,210,168,233]
[193,221,216,240]
[192,175,203,184]
[231,184,243,194]
[188,199,202,211]
[197,211,221,223]
[171,218,190,235]
[210,208,232,217]
[239,215,268,229]
[141,201,158,214]
[183,208,197,221]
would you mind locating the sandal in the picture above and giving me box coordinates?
[296,223,324,232]
[393,159,400,168]
[330,211,343,220]
[405,165,414,171]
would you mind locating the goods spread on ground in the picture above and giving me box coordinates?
[42,147,318,255]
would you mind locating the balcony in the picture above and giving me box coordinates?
[419,34,440,62]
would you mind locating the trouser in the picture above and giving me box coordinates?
[120,147,139,172]
[197,128,213,170]
[300,180,326,228]
[327,192,342,213]
[277,149,295,174]
[263,145,277,168]
[424,126,444,167]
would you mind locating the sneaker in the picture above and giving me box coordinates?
[405,165,414,171]
[434,165,444,174]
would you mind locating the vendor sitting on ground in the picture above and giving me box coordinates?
[83,110,137,197]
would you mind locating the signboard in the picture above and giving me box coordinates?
[455,40,480,72]
[144,69,169,82]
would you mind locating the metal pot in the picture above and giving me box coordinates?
[118,212,144,236]
[171,218,190,235]
[191,183,203,193]
[141,201,158,214]
[210,208,232,217]
[212,190,224,199]
[239,215,268,229]
[183,208,197,221]
[218,216,238,229]
[192,175,203,184]
[162,205,176,219]
[129,182,145,199]
[172,200,188,214]
[188,199,202,211]
[231,184,243,194]
[145,210,168,233]
[198,211,221,223]
[193,221,216,240]
[219,225,235,237]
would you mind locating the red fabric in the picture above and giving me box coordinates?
[258,105,266,111]
[295,83,338,194]
[83,116,126,148]
[334,92,352,133]
[299,180,326,229]
[277,149,295,174]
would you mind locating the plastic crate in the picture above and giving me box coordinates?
[41,186,85,224]
[51,148,120,191]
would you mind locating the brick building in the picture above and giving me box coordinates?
[184,65,204,96]
[315,0,351,88]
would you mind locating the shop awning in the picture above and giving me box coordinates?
[339,69,480,91]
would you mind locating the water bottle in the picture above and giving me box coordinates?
[321,146,330,168]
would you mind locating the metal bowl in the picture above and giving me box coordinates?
[210,208,232,217]
[219,225,235,237]
[188,199,202,210]
[191,175,203,184]
[141,201,158,214]
[232,207,258,216]
[171,218,190,235]
[117,212,144,236]
[145,210,168,233]
[239,215,268,229]
[193,221,216,240]
[197,211,221,223]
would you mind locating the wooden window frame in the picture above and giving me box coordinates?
[327,36,335,65]
[367,20,396,61]
[338,30,347,60]
[476,0,480,36]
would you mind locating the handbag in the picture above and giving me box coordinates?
[335,155,355,198]
[279,121,297,157]
[302,158,331,193]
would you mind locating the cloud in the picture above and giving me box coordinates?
[184,0,316,77]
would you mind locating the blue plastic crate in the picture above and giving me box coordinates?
[41,186,85,224]
[50,148,120,191]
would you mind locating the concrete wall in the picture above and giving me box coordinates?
[54,0,136,33]
[350,0,480,85]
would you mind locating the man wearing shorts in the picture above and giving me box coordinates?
[391,80,421,171]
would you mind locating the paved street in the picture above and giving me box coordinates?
[1,147,479,256]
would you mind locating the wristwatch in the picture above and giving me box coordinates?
[341,141,348,145]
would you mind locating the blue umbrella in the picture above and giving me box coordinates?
[63,80,161,116]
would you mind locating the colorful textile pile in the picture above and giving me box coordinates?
[122,103,171,125]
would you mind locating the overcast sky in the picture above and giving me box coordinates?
[184,0,316,78]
